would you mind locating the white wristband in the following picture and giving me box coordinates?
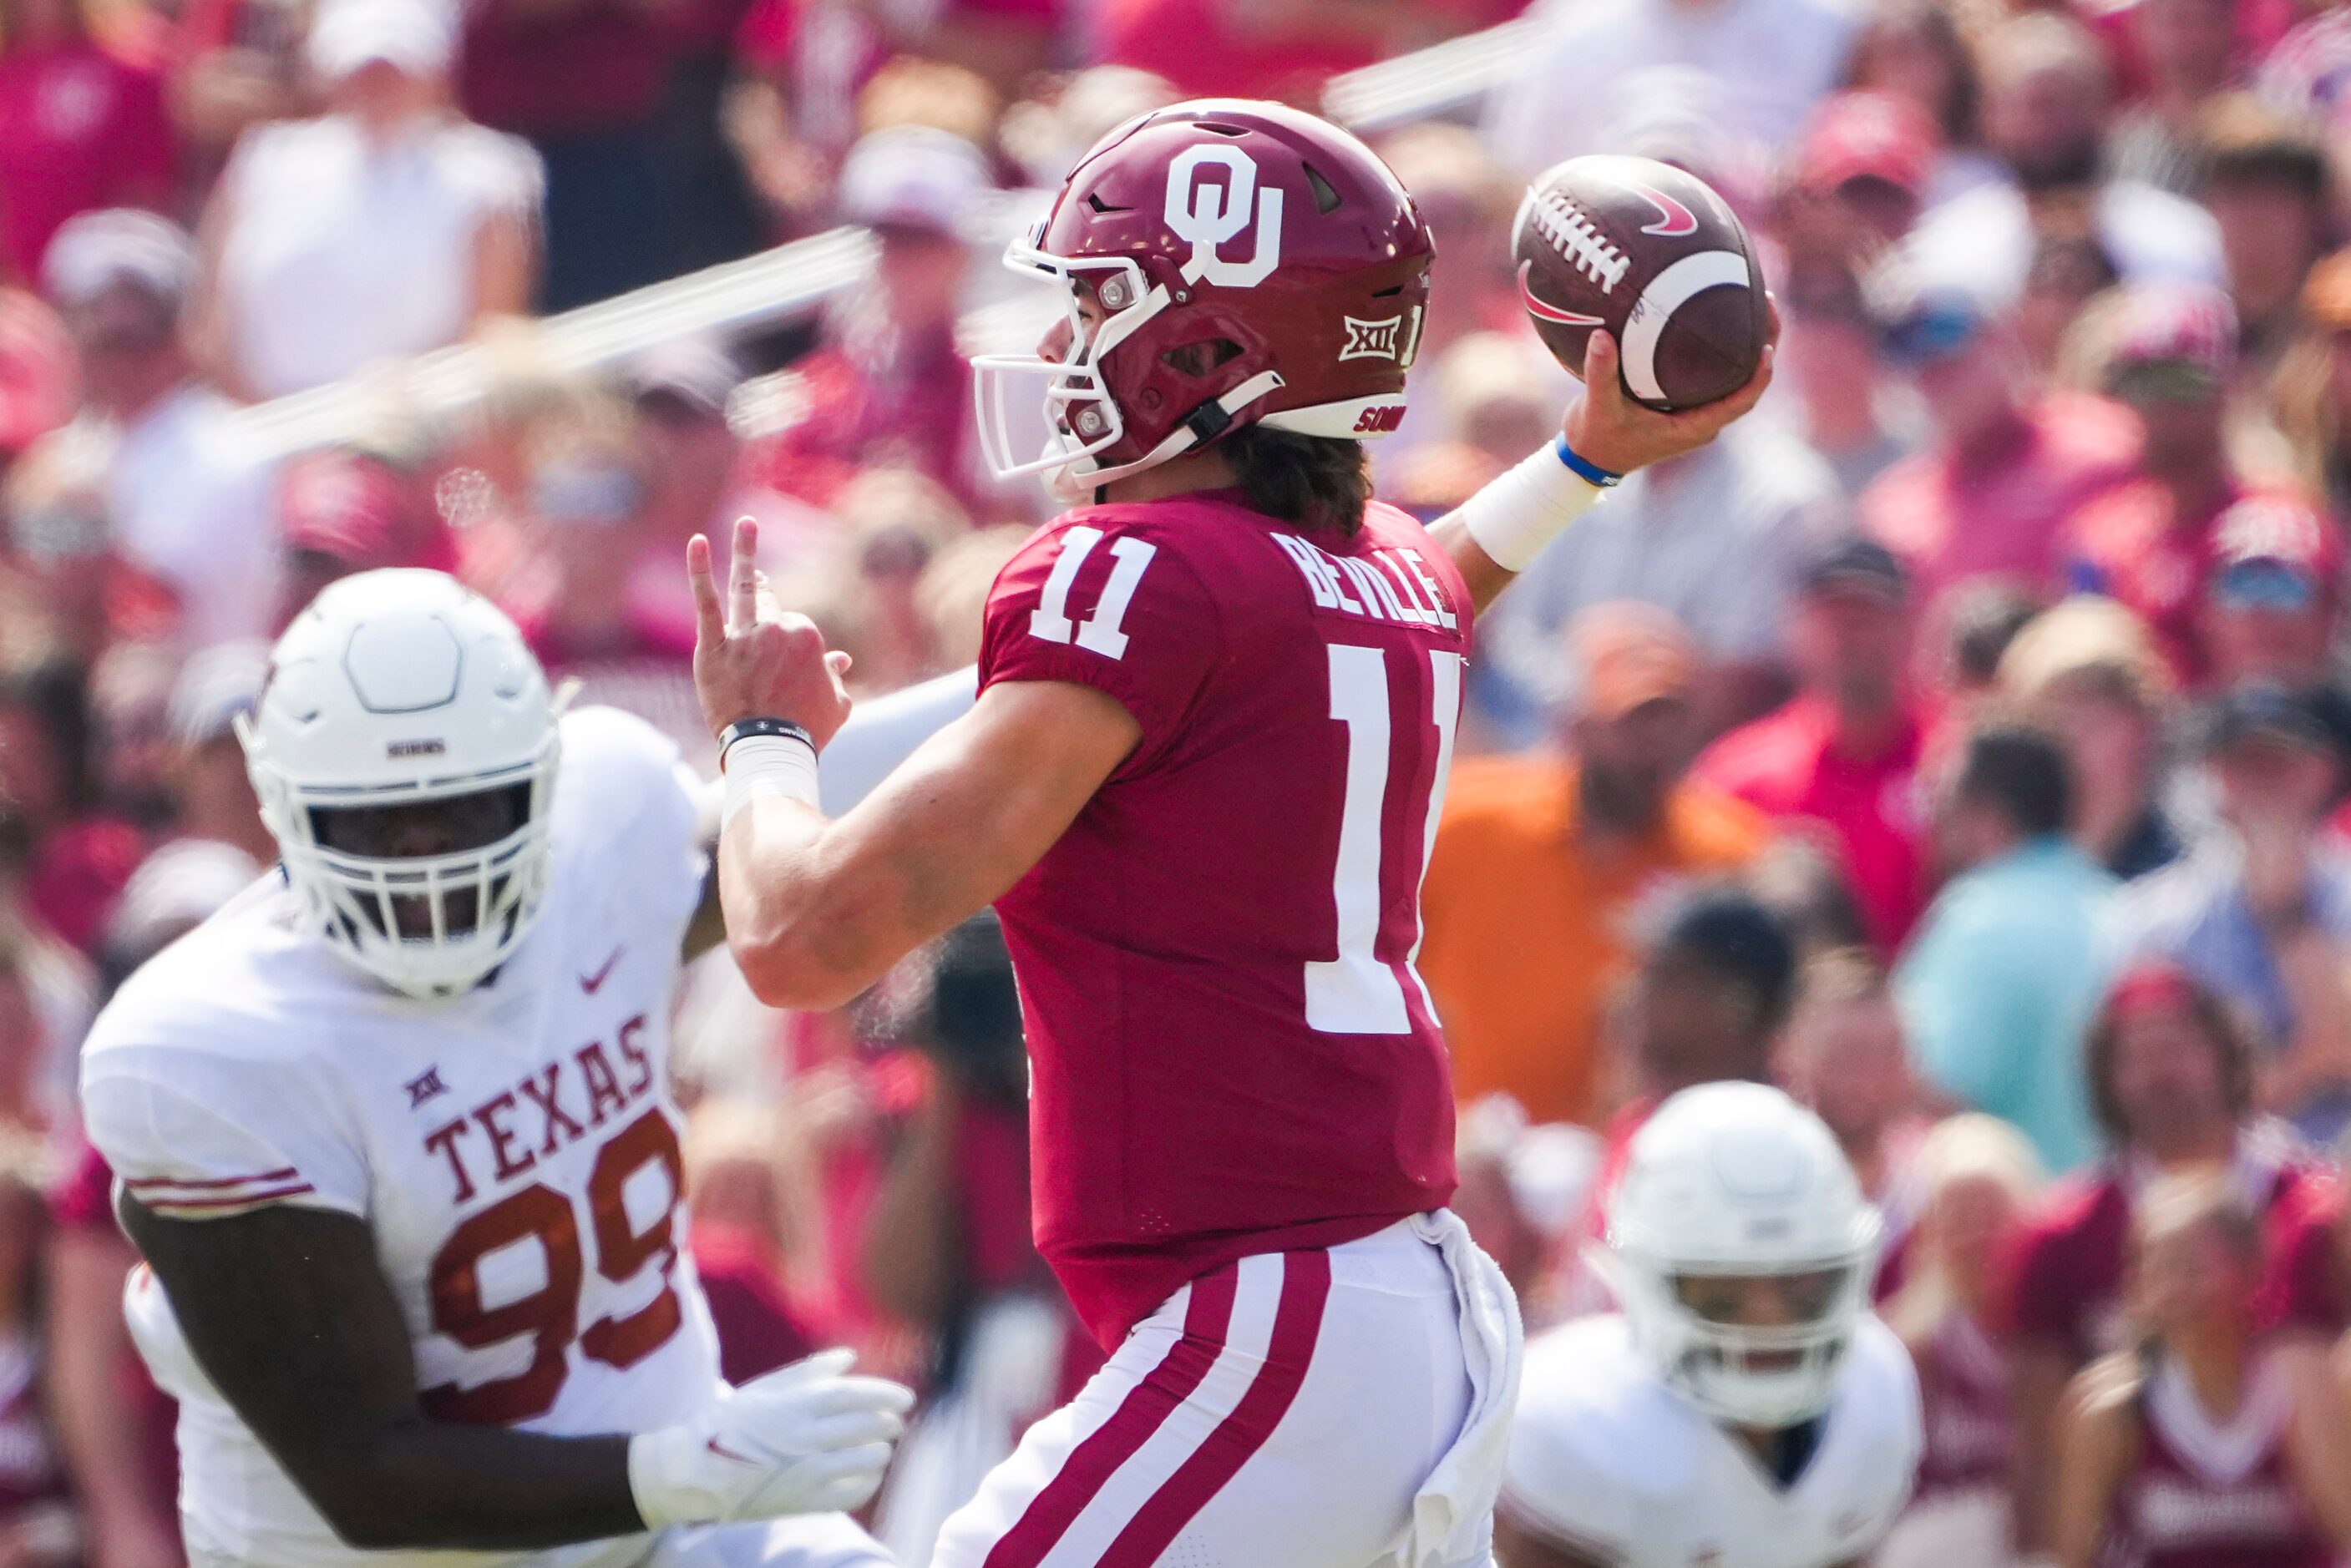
[1457,441,1608,574]
[721,733,820,830]
[627,1426,702,1529]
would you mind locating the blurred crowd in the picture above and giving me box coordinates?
[16,0,2351,1562]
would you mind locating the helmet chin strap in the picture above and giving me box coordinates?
[1065,370,1288,501]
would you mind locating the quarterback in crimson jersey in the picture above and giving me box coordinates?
[693,98,1773,1568]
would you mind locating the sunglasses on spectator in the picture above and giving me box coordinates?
[2212,559,2317,612]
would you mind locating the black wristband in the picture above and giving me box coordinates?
[717,717,815,771]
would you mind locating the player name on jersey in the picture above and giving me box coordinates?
[1270,534,1460,631]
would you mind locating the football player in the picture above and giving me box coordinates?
[77,569,968,1568]
[689,100,1773,1567]
[1497,1082,1923,1568]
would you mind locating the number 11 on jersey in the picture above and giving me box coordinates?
[1307,644,1462,1034]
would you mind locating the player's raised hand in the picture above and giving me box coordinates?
[1562,293,1781,478]
[688,516,854,749]
[627,1348,915,1527]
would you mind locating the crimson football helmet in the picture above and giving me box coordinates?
[975,99,1436,498]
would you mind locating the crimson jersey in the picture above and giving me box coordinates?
[980,493,1472,1346]
[1912,1309,2011,1501]
[2112,1352,2328,1568]
[2004,1141,2320,1364]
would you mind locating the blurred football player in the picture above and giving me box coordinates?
[1496,1082,1923,1568]
[688,99,1773,1567]
[76,570,976,1568]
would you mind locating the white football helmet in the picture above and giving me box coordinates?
[1602,1081,1882,1429]
[236,569,566,999]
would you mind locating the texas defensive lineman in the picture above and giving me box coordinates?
[1497,1084,1923,1568]
[689,100,1773,1568]
[77,571,928,1568]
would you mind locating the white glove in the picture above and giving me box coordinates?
[629,1349,914,1528]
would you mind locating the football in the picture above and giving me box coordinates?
[1512,154,1767,411]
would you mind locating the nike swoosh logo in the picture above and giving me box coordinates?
[1629,180,1698,237]
[580,948,622,994]
[1518,260,1606,326]
[706,1436,757,1464]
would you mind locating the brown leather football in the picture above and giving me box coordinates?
[1512,154,1766,412]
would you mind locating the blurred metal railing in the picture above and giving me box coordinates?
[222,16,1531,463]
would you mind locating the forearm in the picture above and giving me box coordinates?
[719,793,907,1011]
[2011,1343,2074,1555]
[303,1424,640,1551]
[857,1080,965,1328]
[1429,438,1611,617]
[43,1236,175,1554]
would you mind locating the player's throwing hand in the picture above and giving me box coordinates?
[688,515,854,748]
[1561,299,1781,478]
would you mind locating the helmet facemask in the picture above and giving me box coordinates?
[241,716,561,1000]
[1603,1233,1880,1430]
[973,232,1286,502]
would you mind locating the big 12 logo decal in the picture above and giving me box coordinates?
[1165,144,1283,288]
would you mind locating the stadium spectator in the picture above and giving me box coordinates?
[2194,97,2333,376]
[198,0,540,399]
[2050,1171,2351,1568]
[1484,0,1855,177]
[0,1133,75,1568]
[1999,596,2186,881]
[1696,536,1932,954]
[2271,249,2351,521]
[1906,16,2226,305]
[2105,0,2245,196]
[776,467,971,701]
[43,1138,176,1568]
[2196,493,2343,690]
[1936,579,2045,716]
[1878,1115,2045,1568]
[1895,716,2115,1176]
[155,640,269,871]
[745,125,993,514]
[1484,409,1840,740]
[0,290,75,468]
[1097,0,1400,105]
[0,427,162,670]
[2124,684,2351,1136]
[1776,92,1935,271]
[0,663,141,959]
[1420,604,1771,1132]
[1861,276,2140,628]
[270,445,454,630]
[1774,256,1924,503]
[1839,0,2001,205]
[43,210,278,652]
[0,0,175,290]
[2002,961,2323,1556]
[1777,947,1928,1219]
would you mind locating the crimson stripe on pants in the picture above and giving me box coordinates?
[1097,1249,1332,1568]
[982,1266,1242,1568]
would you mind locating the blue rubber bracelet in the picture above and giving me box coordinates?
[1554,437,1622,488]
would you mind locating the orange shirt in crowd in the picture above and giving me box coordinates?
[1417,755,1771,1129]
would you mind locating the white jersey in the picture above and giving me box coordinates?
[81,708,724,1568]
[1502,1313,1923,1568]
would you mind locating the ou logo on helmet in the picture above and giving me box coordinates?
[1164,144,1284,289]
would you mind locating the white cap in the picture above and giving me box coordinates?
[42,209,196,310]
[839,126,991,237]
[309,0,457,80]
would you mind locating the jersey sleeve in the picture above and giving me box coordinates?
[980,517,1221,779]
[2002,1206,2088,1348]
[557,706,707,941]
[81,1043,369,1222]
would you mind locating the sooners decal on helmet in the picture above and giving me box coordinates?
[1165,144,1284,288]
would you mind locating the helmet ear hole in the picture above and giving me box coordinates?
[1160,338,1246,378]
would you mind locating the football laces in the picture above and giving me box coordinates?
[1531,191,1631,296]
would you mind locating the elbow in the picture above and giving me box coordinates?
[730,918,868,1014]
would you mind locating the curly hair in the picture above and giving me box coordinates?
[1221,425,1373,538]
